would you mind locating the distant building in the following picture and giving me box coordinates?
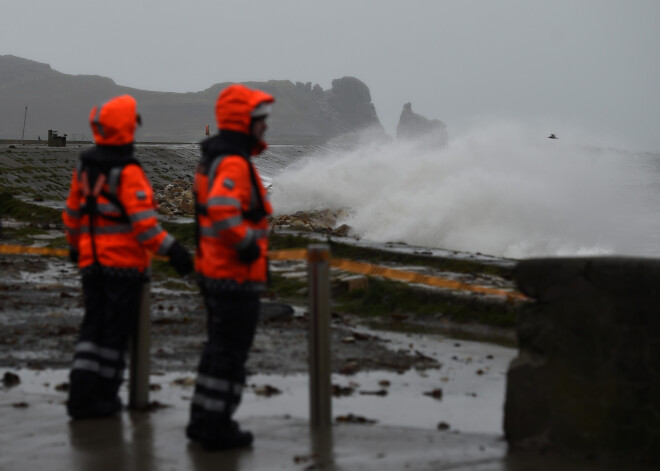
[48,130,66,147]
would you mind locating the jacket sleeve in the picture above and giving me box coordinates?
[206,156,255,249]
[62,169,82,252]
[119,165,174,255]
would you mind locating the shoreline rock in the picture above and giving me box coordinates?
[270,209,353,238]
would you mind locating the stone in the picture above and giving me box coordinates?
[289,220,313,232]
[339,275,368,292]
[332,224,351,237]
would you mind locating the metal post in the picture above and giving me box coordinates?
[129,281,151,409]
[308,244,332,429]
[21,106,27,146]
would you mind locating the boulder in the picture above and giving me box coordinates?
[338,275,368,292]
[270,209,352,237]
[156,179,194,217]
[332,224,351,237]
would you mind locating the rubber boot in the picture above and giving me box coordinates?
[200,420,253,451]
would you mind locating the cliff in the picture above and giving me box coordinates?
[396,102,447,146]
[0,55,384,144]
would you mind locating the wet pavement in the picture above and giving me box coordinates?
[4,333,650,471]
[0,390,505,471]
[1,374,636,471]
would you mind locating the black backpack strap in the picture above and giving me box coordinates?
[194,152,230,251]
[98,190,130,223]
[242,161,267,223]
[79,158,140,223]
[107,166,123,196]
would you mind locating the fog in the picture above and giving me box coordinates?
[2,0,660,151]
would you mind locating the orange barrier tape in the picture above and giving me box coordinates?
[0,244,169,260]
[265,247,526,301]
[329,258,527,301]
[267,248,307,261]
[0,244,526,300]
[0,244,69,257]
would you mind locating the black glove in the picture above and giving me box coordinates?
[69,249,79,265]
[168,241,193,276]
[237,240,260,264]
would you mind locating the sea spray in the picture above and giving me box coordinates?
[270,122,660,258]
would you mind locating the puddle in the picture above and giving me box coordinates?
[3,331,515,436]
[17,260,79,287]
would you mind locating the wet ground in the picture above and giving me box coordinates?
[0,247,517,432]
[2,369,648,470]
[4,254,654,470]
[0,250,459,374]
[0,250,524,470]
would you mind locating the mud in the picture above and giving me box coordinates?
[0,254,442,376]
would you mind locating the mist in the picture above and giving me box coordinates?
[270,122,660,259]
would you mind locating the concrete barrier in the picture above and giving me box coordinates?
[505,257,660,463]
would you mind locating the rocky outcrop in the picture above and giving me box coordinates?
[152,181,353,239]
[325,77,382,131]
[0,55,384,144]
[216,76,385,143]
[506,257,660,464]
[153,180,194,217]
[396,102,447,146]
[270,209,352,237]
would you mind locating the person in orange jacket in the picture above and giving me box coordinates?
[62,94,193,419]
[186,84,274,450]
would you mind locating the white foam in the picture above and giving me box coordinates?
[270,122,660,258]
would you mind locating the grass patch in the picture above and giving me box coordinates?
[0,192,61,224]
[269,272,307,298]
[151,259,181,279]
[334,277,519,328]
[1,225,49,239]
[161,221,195,248]
[159,279,198,292]
[268,233,314,250]
[46,236,69,249]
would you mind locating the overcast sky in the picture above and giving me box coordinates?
[2,0,659,151]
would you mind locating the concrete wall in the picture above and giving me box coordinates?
[505,257,660,463]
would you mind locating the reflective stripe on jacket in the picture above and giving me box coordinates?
[62,161,173,271]
[195,153,272,283]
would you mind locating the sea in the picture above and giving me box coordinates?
[252,123,660,260]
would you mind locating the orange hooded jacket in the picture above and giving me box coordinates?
[62,95,174,272]
[194,84,274,285]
